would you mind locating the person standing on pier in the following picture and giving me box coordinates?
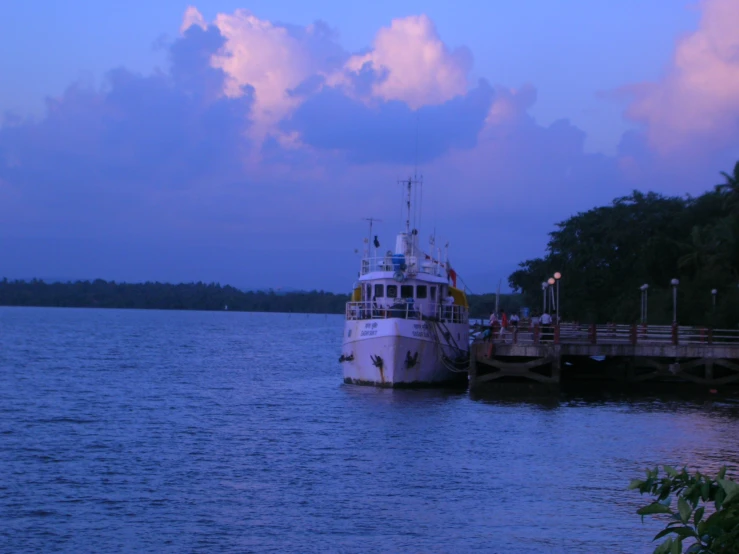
[489,311,499,339]
[500,310,509,342]
[540,311,553,340]
[510,313,519,330]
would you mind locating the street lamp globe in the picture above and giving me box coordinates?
[554,272,562,280]
[541,282,548,289]
[548,277,555,285]
[711,289,717,295]
[671,278,680,286]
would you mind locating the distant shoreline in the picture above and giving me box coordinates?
[0,278,349,315]
[0,278,523,318]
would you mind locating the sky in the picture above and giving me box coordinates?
[1,0,738,292]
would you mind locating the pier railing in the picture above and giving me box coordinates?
[346,301,468,324]
[471,322,739,346]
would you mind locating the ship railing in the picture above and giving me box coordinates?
[345,301,468,323]
[360,255,444,277]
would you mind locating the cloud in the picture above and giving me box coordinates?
[182,8,346,146]
[623,0,739,154]
[483,84,537,127]
[283,79,494,164]
[3,4,737,291]
[181,6,207,33]
[0,24,254,237]
[330,15,472,109]
[180,10,473,149]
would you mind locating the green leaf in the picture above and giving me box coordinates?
[716,486,726,510]
[652,522,680,541]
[654,538,675,554]
[665,465,678,478]
[671,537,681,554]
[701,482,710,501]
[653,527,680,541]
[718,466,727,480]
[693,506,705,525]
[639,502,673,516]
[678,496,692,523]
[630,479,645,490]
[671,527,699,540]
[718,478,739,505]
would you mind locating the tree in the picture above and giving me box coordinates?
[716,160,739,214]
[508,161,739,327]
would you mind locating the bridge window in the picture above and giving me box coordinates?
[430,286,436,300]
[416,285,427,299]
[365,284,371,300]
[387,285,398,298]
[401,285,413,299]
[374,284,384,298]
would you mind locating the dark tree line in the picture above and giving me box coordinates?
[0,279,350,314]
[0,277,522,318]
[509,161,739,327]
[466,294,525,319]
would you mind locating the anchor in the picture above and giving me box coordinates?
[370,354,384,369]
[405,351,419,368]
[338,353,354,363]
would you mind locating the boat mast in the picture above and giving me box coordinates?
[363,217,382,258]
[398,175,423,259]
[405,179,412,237]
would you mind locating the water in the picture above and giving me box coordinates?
[2,307,739,553]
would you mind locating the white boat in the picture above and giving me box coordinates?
[340,177,470,387]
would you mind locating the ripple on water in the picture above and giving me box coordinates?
[1,307,739,553]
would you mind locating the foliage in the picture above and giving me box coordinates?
[631,466,739,553]
[0,278,522,317]
[509,161,739,327]
[0,279,350,314]
[467,293,525,319]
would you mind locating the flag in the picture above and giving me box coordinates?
[447,263,457,287]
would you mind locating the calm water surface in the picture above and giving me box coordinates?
[2,307,739,553]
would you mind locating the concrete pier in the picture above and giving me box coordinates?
[470,323,739,388]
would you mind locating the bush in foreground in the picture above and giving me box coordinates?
[631,466,739,553]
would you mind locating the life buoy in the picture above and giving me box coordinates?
[393,270,405,282]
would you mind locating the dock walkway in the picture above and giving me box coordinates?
[470,323,739,387]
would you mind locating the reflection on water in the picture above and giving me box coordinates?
[1,307,738,553]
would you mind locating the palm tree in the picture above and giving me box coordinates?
[715,160,739,213]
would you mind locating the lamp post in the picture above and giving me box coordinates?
[712,289,717,310]
[671,278,679,324]
[541,282,548,314]
[548,277,556,316]
[640,284,649,323]
[554,272,562,321]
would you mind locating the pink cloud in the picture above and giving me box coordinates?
[624,0,739,154]
[334,15,472,108]
[181,8,344,148]
[180,6,207,33]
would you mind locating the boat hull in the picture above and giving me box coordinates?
[340,318,468,387]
